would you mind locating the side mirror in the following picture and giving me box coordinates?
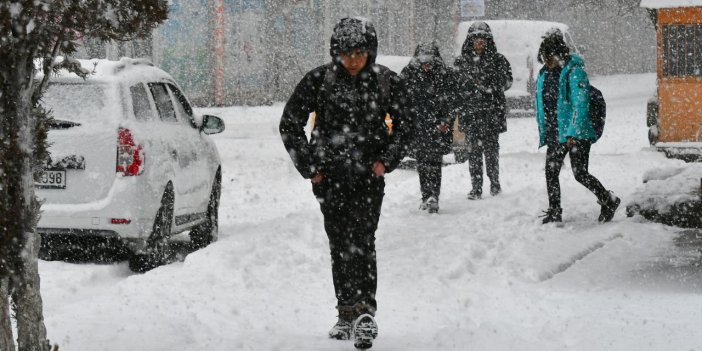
[200,115,225,135]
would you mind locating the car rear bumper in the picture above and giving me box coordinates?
[507,95,535,115]
[37,177,161,242]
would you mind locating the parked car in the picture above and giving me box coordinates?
[36,58,225,272]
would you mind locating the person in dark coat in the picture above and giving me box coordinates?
[534,29,620,224]
[454,21,513,200]
[400,42,455,213]
[279,17,408,347]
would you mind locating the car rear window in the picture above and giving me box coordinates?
[43,83,108,123]
[130,83,154,121]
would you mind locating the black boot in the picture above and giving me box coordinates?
[467,189,482,200]
[541,207,562,224]
[353,314,378,349]
[598,191,621,223]
[329,305,355,340]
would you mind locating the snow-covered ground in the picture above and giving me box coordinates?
[39,73,702,351]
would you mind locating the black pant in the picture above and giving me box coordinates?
[545,140,609,209]
[312,173,384,313]
[467,134,500,194]
[417,152,443,201]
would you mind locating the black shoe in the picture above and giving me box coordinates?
[541,207,562,224]
[329,306,355,340]
[353,314,378,349]
[467,190,481,200]
[426,196,439,214]
[598,192,621,223]
[490,184,501,196]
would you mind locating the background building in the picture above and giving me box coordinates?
[83,0,655,106]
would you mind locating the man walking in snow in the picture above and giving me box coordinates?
[279,17,408,349]
[534,29,620,224]
[401,42,455,213]
[454,21,513,200]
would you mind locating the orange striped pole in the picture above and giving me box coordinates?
[213,0,225,105]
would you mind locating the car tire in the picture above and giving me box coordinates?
[129,184,174,273]
[190,170,221,249]
[648,125,658,146]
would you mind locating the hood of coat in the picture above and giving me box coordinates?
[408,42,446,70]
[460,21,498,59]
[329,17,378,67]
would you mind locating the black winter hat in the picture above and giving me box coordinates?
[467,21,492,38]
[330,17,378,63]
[414,42,441,63]
[461,21,498,58]
[538,28,570,64]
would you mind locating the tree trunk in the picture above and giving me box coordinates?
[0,53,51,351]
[12,232,50,351]
[0,276,14,351]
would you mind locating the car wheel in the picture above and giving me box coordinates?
[190,170,221,249]
[129,184,174,273]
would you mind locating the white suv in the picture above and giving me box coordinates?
[36,58,224,271]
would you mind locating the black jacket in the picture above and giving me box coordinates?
[454,23,513,138]
[400,43,456,156]
[279,63,408,179]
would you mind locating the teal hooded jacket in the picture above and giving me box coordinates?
[535,54,596,147]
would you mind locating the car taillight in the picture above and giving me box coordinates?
[116,128,144,176]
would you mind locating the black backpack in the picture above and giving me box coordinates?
[565,67,606,141]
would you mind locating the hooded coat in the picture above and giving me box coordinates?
[400,42,455,156]
[454,22,513,138]
[535,53,595,147]
[279,17,408,180]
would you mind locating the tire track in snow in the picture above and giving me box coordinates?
[539,233,624,282]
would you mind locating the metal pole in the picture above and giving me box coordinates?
[213,0,226,105]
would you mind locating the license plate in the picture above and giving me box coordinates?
[35,170,67,189]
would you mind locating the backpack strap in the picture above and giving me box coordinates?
[375,65,391,108]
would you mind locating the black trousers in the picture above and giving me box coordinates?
[312,173,384,313]
[545,140,609,209]
[417,151,443,201]
[467,134,500,194]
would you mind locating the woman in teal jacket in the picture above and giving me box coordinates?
[534,29,619,224]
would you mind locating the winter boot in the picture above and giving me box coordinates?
[426,196,439,214]
[419,198,429,211]
[329,305,355,340]
[541,207,562,224]
[490,183,502,196]
[352,314,378,349]
[598,192,621,223]
[467,189,482,200]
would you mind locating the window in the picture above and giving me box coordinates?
[149,83,177,122]
[43,83,106,123]
[130,83,153,121]
[662,24,702,77]
[167,84,197,128]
